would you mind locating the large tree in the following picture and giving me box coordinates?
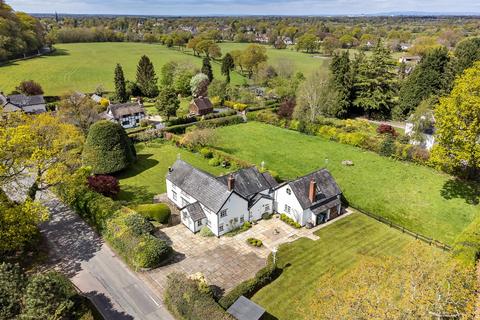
[58,92,100,135]
[82,120,136,174]
[114,63,128,103]
[454,37,480,75]
[395,46,452,119]
[190,73,210,98]
[431,62,480,179]
[201,57,214,82]
[295,33,319,53]
[329,51,355,118]
[136,55,159,98]
[241,44,268,78]
[156,86,180,120]
[221,53,235,83]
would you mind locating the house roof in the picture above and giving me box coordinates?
[191,96,213,111]
[183,202,206,221]
[107,102,145,119]
[227,296,265,320]
[216,167,278,199]
[311,197,341,215]
[288,169,341,210]
[167,160,232,213]
[5,94,45,107]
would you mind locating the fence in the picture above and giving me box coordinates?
[352,206,452,251]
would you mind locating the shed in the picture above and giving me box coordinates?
[226,296,265,320]
[189,96,213,116]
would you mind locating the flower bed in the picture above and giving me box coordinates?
[280,213,301,228]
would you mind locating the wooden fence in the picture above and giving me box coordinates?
[352,206,452,252]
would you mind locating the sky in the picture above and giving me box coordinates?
[7,0,480,16]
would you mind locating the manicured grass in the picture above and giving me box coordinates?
[115,142,230,204]
[252,212,435,319]
[213,122,479,244]
[216,42,331,77]
[0,42,244,96]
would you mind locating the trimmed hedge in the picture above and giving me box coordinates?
[134,203,171,224]
[165,115,244,134]
[165,272,234,320]
[452,215,480,266]
[218,260,279,309]
[246,238,263,247]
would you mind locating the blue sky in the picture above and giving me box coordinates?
[8,0,480,15]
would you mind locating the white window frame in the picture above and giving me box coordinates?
[284,204,291,214]
[172,190,177,201]
[219,224,224,232]
[220,209,227,217]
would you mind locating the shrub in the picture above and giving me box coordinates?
[453,215,480,266]
[0,263,25,319]
[82,120,136,174]
[261,212,273,220]
[376,123,398,136]
[87,175,120,198]
[134,203,171,224]
[379,136,396,157]
[124,213,155,236]
[134,234,172,269]
[210,96,221,106]
[16,80,44,96]
[209,157,221,167]
[199,226,215,237]
[247,238,263,247]
[224,100,248,111]
[140,118,150,127]
[280,213,301,228]
[225,221,252,237]
[165,272,234,320]
[200,148,213,158]
[218,260,279,309]
[99,98,110,108]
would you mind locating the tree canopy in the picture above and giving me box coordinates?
[136,55,159,98]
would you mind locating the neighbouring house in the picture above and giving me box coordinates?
[398,55,421,64]
[227,296,265,320]
[0,92,46,114]
[405,113,436,150]
[101,101,146,128]
[166,160,343,236]
[91,94,103,104]
[189,96,213,116]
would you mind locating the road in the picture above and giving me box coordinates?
[39,192,174,320]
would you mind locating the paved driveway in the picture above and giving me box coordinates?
[143,211,352,296]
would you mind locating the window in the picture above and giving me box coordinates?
[264,204,270,212]
[172,184,177,190]
[284,204,291,214]
[198,220,202,226]
[122,120,129,126]
[240,217,244,223]
[234,217,238,223]
[286,188,292,195]
[172,191,177,201]
[220,209,227,217]
[182,212,187,220]
[181,197,189,207]
[135,118,140,123]
[219,224,224,232]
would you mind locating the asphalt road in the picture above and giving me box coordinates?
[39,193,174,320]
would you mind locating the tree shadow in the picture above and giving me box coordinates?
[211,285,225,300]
[115,154,159,179]
[0,48,70,67]
[262,312,279,320]
[85,291,134,320]
[441,178,480,205]
[40,198,104,278]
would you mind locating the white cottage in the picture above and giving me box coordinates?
[166,160,343,235]
[102,102,146,129]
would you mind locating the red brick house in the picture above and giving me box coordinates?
[189,96,213,116]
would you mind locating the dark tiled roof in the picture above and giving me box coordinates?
[191,97,213,111]
[288,169,341,210]
[227,296,265,320]
[7,94,45,107]
[311,198,341,215]
[217,167,277,199]
[108,102,145,119]
[167,160,231,213]
[183,202,206,221]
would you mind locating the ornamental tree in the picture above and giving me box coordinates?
[190,73,210,98]
[114,63,128,103]
[201,57,214,82]
[15,80,44,96]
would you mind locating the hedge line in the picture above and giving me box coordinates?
[167,110,237,126]
[165,272,234,320]
[165,115,244,134]
[218,259,280,309]
[452,215,480,266]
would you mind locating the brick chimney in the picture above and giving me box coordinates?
[228,174,235,191]
[308,178,317,203]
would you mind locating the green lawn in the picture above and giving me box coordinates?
[0,42,244,96]
[213,122,479,244]
[115,142,230,204]
[252,212,434,319]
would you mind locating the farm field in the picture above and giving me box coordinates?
[213,122,479,244]
[115,142,231,204]
[252,212,440,319]
[0,42,244,96]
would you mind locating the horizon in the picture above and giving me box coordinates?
[8,0,480,16]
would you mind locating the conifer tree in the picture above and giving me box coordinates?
[114,63,128,103]
[201,57,214,82]
[221,53,235,83]
[136,55,159,98]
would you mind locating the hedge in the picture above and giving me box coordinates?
[134,203,171,224]
[165,272,234,320]
[452,215,480,266]
[165,115,244,134]
[218,259,279,309]
[280,213,301,228]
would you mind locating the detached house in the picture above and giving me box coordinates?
[166,160,343,236]
[102,101,146,128]
[0,93,46,114]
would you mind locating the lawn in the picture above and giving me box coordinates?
[0,42,245,96]
[212,122,479,244]
[115,142,230,204]
[252,212,436,319]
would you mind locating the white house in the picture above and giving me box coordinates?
[102,102,146,129]
[405,111,436,150]
[166,160,343,235]
[0,93,46,114]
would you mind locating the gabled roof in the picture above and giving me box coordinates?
[217,167,278,199]
[183,202,206,221]
[6,94,45,107]
[288,169,341,210]
[107,102,145,119]
[191,97,213,111]
[167,160,232,213]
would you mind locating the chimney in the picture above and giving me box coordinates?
[228,174,235,191]
[308,178,317,203]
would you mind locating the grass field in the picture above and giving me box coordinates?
[0,42,245,96]
[252,212,437,319]
[115,142,230,204]
[212,122,479,244]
